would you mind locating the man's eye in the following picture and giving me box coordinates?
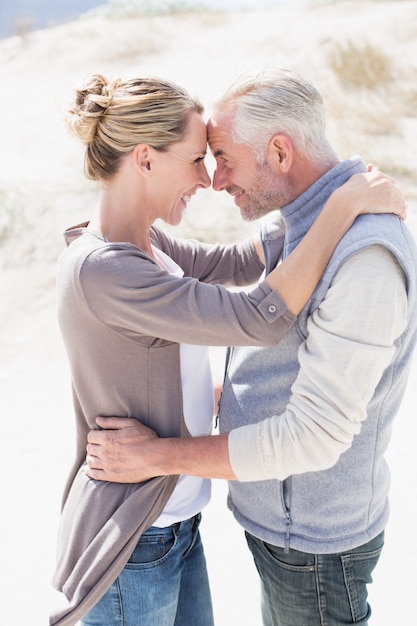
[194,156,205,164]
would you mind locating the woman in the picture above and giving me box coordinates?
[50,74,405,626]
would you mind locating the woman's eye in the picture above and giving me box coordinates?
[194,157,205,164]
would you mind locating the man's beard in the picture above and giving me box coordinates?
[240,160,293,222]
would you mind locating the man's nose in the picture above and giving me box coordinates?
[212,166,228,192]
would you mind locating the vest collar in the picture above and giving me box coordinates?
[280,157,366,258]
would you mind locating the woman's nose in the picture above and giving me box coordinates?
[199,162,211,189]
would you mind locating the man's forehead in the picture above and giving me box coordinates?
[207,110,234,151]
[208,108,233,130]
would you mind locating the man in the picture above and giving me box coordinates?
[86,70,417,625]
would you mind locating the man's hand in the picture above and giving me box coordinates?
[86,416,236,482]
[86,417,160,483]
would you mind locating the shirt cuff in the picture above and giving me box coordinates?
[228,421,273,482]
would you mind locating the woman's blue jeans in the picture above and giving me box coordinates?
[81,514,214,626]
[245,530,384,626]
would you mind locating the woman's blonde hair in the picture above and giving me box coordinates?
[66,74,204,180]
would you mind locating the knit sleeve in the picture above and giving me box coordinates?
[150,227,264,286]
[228,245,408,481]
[77,243,295,348]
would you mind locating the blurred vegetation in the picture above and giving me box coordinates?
[328,40,393,88]
[95,0,206,17]
[2,1,416,267]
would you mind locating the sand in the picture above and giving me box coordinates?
[1,1,416,624]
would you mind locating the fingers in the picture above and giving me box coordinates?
[84,445,105,480]
[371,171,394,184]
[363,167,394,185]
[87,427,110,445]
[385,180,407,219]
[366,171,405,217]
[85,462,107,481]
[397,199,408,220]
[86,450,100,468]
[366,165,395,185]
[86,440,101,457]
[85,443,115,478]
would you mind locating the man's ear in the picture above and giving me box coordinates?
[267,133,293,173]
[132,143,153,175]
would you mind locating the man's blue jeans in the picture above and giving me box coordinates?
[81,514,214,626]
[246,530,384,626]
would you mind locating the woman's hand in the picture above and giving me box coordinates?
[264,166,407,317]
[337,167,407,220]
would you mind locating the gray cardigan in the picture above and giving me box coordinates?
[50,225,295,626]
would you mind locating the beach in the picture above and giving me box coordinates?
[0,1,416,624]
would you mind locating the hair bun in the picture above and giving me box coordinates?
[66,74,122,144]
[92,76,122,111]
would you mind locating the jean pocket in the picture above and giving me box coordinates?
[126,528,177,568]
[262,541,316,572]
[340,541,384,622]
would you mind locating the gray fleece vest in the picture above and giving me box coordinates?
[220,157,417,553]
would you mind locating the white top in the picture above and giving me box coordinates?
[151,246,214,526]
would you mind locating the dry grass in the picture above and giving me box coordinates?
[399,65,417,115]
[328,39,393,89]
[97,20,165,61]
[95,0,205,18]
[320,35,417,193]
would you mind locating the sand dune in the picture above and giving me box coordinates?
[0,2,416,624]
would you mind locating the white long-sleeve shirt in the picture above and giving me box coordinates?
[229,245,408,481]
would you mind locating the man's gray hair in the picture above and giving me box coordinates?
[218,69,336,164]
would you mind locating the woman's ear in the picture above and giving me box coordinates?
[267,133,293,173]
[132,144,153,175]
